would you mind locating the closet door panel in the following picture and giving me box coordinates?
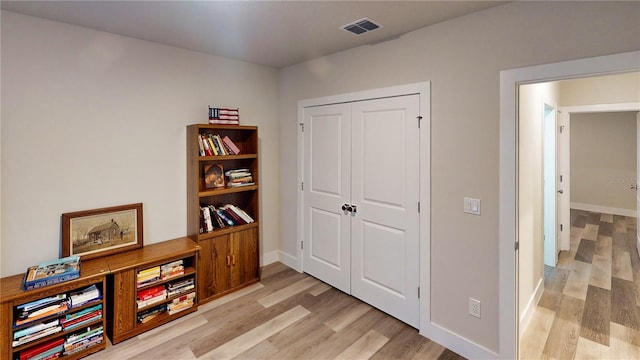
[302,103,352,293]
[350,94,420,327]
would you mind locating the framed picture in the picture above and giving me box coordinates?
[62,203,143,260]
[203,164,225,189]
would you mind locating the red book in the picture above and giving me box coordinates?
[222,207,246,225]
[19,337,64,360]
[137,285,165,300]
[222,136,241,155]
[61,310,102,328]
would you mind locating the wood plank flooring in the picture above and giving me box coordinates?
[520,209,640,359]
[87,262,465,360]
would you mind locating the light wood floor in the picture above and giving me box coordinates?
[520,210,640,359]
[87,262,465,360]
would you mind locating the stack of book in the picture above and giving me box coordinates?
[15,294,69,327]
[136,285,167,309]
[198,133,241,156]
[225,168,254,187]
[12,318,62,347]
[137,304,166,324]
[17,337,64,360]
[63,324,103,356]
[23,256,80,290]
[69,284,101,308]
[167,292,195,315]
[199,204,255,233]
[167,278,195,297]
[61,304,102,332]
[160,260,184,280]
[208,107,239,125]
[136,266,160,287]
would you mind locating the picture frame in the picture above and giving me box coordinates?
[62,203,143,260]
[203,164,225,189]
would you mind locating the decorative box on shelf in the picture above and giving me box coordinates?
[23,256,81,290]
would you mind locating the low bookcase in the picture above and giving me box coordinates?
[0,258,109,360]
[102,237,199,344]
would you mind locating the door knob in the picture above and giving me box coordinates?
[631,185,639,190]
[557,190,564,194]
[342,204,353,212]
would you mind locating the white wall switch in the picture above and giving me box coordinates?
[464,197,481,215]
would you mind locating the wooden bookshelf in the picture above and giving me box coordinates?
[187,124,261,304]
[102,237,199,344]
[0,258,109,360]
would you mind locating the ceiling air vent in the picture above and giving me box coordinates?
[341,17,382,35]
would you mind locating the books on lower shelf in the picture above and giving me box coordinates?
[63,324,103,355]
[136,266,160,288]
[69,284,101,308]
[167,292,195,315]
[137,304,166,324]
[23,256,81,290]
[199,204,255,233]
[17,337,64,360]
[137,285,166,309]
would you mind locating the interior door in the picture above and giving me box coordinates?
[302,103,352,293]
[558,109,571,251]
[636,112,639,257]
[543,104,557,266]
[350,95,420,327]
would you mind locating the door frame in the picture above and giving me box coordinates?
[499,51,640,359]
[296,81,430,329]
[543,102,558,267]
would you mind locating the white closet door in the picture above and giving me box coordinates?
[350,95,421,327]
[302,103,352,293]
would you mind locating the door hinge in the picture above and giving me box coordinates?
[418,286,420,299]
[559,125,565,134]
[418,201,421,213]
[515,242,519,251]
[301,241,304,250]
[299,123,305,132]
[560,224,564,231]
[301,182,304,191]
[417,115,422,128]
[560,175,563,183]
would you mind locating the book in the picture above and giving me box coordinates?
[18,337,64,360]
[15,302,68,327]
[69,284,101,308]
[201,135,213,156]
[222,136,240,155]
[23,256,80,290]
[203,164,225,189]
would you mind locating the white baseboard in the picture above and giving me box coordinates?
[519,278,544,337]
[570,202,636,217]
[261,250,299,271]
[420,322,499,360]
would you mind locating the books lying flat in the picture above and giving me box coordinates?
[69,284,101,308]
[12,318,62,347]
[23,256,80,290]
[15,300,69,327]
[18,337,64,360]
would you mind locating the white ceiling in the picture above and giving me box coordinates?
[1,1,508,68]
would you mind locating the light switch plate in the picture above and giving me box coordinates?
[464,197,481,215]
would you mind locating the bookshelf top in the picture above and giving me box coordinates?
[190,124,257,131]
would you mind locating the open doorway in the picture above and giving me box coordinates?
[517,74,640,358]
[498,51,640,360]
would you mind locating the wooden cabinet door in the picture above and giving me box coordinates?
[198,234,231,300]
[230,227,259,288]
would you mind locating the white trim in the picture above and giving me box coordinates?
[500,51,640,360]
[563,103,640,114]
[570,202,636,218]
[261,250,300,270]
[519,278,544,338]
[421,322,500,360]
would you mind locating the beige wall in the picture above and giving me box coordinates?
[571,112,637,211]
[518,82,558,320]
[559,72,640,106]
[0,11,281,277]
[278,1,640,353]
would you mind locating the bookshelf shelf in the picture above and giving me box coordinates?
[187,124,261,304]
[102,237,199,344]
[0,258,109,360]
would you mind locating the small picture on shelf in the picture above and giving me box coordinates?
[203,164,225,189]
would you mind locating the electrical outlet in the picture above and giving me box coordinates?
[469,298,481,318]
